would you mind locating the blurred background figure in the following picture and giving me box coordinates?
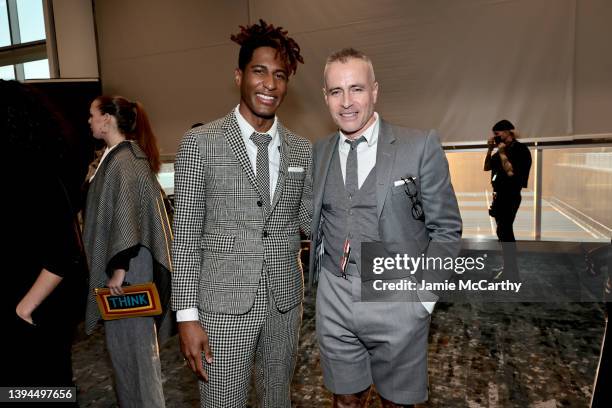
[82,95,172,408]
[0,79,88,389]
[484,119,532,281]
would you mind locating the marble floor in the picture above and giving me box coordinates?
[72,292,605,407]
[71,232,612,407]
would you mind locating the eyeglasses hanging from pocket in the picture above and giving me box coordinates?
[401,176,425,221]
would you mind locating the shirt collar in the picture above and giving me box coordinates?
[234,105,279,145]
[339,112,379,148]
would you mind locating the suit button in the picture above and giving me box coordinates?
[257,200,263,207]
[263,231,268,238]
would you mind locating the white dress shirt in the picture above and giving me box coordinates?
[235,105,281,202]
[338,113,379,188]
[176,107,282,322]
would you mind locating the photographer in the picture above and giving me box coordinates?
[484,119,532,280]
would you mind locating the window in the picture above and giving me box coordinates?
[0,1,11,47]
[15,0,46,43]
[0,0,50,81]
[0,63,14,79]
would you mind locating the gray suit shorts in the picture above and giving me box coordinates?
[316,266,431,404]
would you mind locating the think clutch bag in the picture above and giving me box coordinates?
[94,282,162,320]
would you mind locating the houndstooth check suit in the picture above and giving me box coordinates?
[171,111,312,407]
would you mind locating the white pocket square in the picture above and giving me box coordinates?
[288,166,305,173]
[393,176,417,187]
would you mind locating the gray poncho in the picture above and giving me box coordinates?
[83,141,172,334]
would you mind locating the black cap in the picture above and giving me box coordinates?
[492,119,515,132]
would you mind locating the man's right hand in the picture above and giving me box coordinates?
[487,136,496,149]
[178,321,213,381]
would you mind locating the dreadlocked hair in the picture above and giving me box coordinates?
[230,19,304,76]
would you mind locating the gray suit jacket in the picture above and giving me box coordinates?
[171,111,313,315]
[309,119,462,289]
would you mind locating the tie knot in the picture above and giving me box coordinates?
[345,135,366,150]
[251,132,272,147]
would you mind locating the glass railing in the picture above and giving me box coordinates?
[447,147,612,242]
[157,145,611,243]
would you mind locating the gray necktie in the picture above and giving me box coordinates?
[345,136,366,193]
[250,132,273,210]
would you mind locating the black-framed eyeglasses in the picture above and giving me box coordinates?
[402,176,425,221]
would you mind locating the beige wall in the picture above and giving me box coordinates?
[51,0,98,78]
[92,0,612,156]
[574,0,612,135]
[94,0,247,156]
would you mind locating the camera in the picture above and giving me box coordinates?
[494,135,502,145]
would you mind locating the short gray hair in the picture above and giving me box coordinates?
[323,48,376,86]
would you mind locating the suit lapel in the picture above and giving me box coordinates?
[222,113,261,199]
[316,134,339,208]
[376,120,397,219]
[270,124,290,215]
[313,133,339,228]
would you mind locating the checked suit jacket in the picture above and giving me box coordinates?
[171,111,313,315]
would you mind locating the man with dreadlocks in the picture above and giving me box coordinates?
[171,20,312,407]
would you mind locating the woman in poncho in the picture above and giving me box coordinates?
[83,95,172,407]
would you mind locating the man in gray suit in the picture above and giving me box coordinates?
[310,48,462,407]
[171,20,312,407]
